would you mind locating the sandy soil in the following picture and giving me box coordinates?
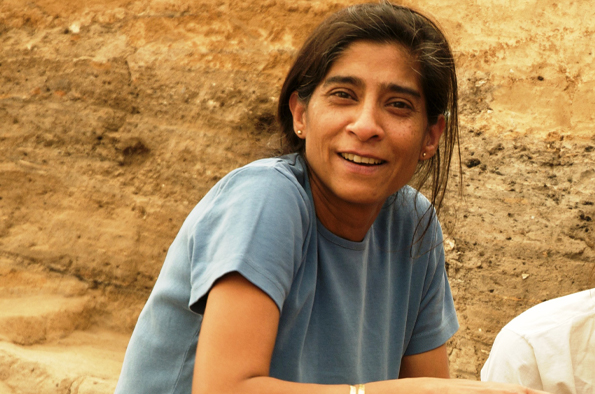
[0,0,594,392]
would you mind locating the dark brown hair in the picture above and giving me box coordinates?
[277,1,461,214]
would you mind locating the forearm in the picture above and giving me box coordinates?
[195,375,349,394]
[194,376,551,394]
[194,375,428,394]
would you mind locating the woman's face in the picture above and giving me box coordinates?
[290,41,444,216]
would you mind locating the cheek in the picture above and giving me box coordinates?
[304,112,333,144]
[393,126,425,152]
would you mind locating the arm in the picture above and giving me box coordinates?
[399,344,450,379]
[192,273,551,394]
[192,272,346,394]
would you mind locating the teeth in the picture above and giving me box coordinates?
[341,153,382,165]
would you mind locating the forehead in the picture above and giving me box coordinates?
[323,41,421,91]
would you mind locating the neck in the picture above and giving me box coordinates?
[309,175,385,242]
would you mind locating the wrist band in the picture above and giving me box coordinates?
[349,384,365,394]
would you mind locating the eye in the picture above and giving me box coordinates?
[388,100,412,110]
[330,90,354,100]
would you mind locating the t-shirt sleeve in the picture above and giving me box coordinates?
[481,329,544,389]
[404,220,459,355]
[183,165,311,314]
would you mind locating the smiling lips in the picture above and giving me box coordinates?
[340,152,384,165]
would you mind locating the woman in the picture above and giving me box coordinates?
[115,2,549,393]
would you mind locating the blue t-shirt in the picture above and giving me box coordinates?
[115,153,458,394]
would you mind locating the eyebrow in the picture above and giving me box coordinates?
[323,75,422,99]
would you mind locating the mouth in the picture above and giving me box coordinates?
[340,153,385,166]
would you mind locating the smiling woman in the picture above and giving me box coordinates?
[114,3,550,394]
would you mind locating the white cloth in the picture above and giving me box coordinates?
[481,289,595,394]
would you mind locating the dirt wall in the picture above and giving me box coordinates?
[0,0,594,392]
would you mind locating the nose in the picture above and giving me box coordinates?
[346,102,385,142]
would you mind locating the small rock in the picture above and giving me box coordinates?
[444,238,456,252]
[488,143,505,155]
[579,213,592,222]
[465,158,481,168]
[69,23,80,34]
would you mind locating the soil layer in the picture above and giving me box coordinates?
[0,0,594,392]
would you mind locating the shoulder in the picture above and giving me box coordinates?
[214,153,308,195]
[180,154,313,236]
[392,185,434,219]
[194,154,310,212]
[503,288,595,337]
[378,186,435,228]
[375,186,441,253]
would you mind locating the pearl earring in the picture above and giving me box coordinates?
[297,130,302,135]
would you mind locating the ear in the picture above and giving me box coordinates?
[420,114,445,160]
[288,91,307,139]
